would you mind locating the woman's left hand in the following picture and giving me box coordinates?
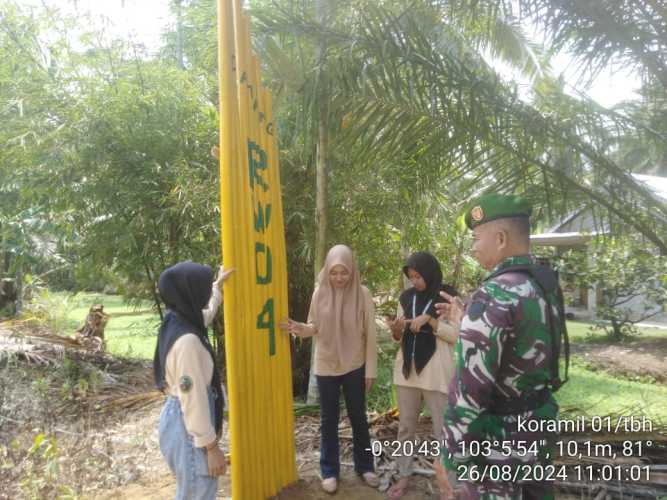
[365,377,375,393]
[206,445,227,477]
[409,314,431,333]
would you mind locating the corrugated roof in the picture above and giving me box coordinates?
[632,173,667,203]
[530,231,602,246]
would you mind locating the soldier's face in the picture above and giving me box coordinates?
[471,224,503,270]
[407,268,427,291]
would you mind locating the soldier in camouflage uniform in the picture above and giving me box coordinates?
[434,194,568,500]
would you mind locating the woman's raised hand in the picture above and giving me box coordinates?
[279,317,305,337]
[213,265,235,289]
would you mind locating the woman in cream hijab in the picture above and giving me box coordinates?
[281,245,379,494]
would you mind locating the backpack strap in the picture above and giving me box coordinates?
[486,263,569,392]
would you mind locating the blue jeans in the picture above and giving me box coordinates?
[159,389,218,500]
[316,364,374,479]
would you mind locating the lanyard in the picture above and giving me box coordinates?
[412,295,433,319]
[409,294,433,369]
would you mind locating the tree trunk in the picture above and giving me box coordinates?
[175,0,184,69]
[452,231,465,290]
[15,260,23,316]
[143,259,163,320]
[306,0,331,405]
[75,304,110,351]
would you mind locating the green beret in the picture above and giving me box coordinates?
[464,193,532,229]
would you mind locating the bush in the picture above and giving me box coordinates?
[553,237,667,342]
[21,288,76,335]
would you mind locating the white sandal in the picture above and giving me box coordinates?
[321,477,338,494]
[362,471,380,488]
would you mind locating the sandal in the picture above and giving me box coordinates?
[387,477,409,498]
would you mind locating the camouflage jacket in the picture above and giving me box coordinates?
[441,255,561,476]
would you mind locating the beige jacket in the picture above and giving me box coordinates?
[392,304,458,394]
[300,286,377,378]
[164,286,222,448]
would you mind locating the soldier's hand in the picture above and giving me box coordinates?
[437,292,465,324]
[434,460,455,500]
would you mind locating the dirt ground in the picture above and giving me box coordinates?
[90,404,444,500]
[570,336,667,383]
[0,323,443,499]
[2,322,666,499]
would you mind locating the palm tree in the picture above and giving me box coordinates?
[249,0,667,402]
[258,1,666,252]
[515,0,667,91]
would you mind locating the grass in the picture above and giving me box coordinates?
[370,322,667,421]
[556,359,667,422]
[560,321,667,422]
[45,291,159,359]
[566,320,666,343]
[22,293,667,422]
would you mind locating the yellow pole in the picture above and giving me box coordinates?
[258,83,281,494]
[265,89,297,484]
[218,0,297,496]
[216,1,249,495]
[233,7,262,498]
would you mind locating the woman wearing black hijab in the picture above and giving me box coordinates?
[385,252,458,499]
[154,261,233,500]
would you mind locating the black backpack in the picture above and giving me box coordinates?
[486,260,570,415]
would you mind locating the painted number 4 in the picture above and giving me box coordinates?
[257,298,275,356]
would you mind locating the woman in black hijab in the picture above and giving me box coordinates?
[385,252,459,499]
[154,261,233,500]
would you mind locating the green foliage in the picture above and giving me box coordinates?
[515,0,667,90]
[58,356,102,400]
[3,0,667,401]
[614,80,667,177]
[0,2,78,300]
[22,288,76,335]
[367,339,398,413]
[1,1,223,306]
[57,58,221,305]
[555,238,667,341]
[19,433,78,500]
[250,1,667,316]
